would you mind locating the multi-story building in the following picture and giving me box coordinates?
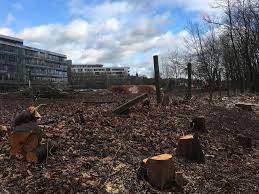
[69,64,130,88]
[71,64,129,78]
[0,34,71,90]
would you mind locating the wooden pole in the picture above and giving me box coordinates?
[218,70,222,98]
[153,55,161,104]
[187,63,192,100]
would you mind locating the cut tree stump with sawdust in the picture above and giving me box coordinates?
[191,116,206,132]
[139,154,175,190]
[176,134,204,163]
[10,122,43,156]
[235,103,253,111]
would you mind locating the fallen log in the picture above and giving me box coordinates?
[113,93,148,115]
[235,103,253,111]
[191,116,206,132]
[139,154,175,190]
[10,122,43,156]
[176,134,204,163]
[83,101,117,104]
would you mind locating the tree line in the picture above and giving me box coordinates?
[163,0,259,98]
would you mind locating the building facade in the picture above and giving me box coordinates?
[69,64,130,88]
[71,64,129,78]
[0,34,71,90]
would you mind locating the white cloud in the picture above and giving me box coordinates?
[5,13,16,26]
[5,15,189,77]
[0,27,14,36]
[0,0,205,76]
[69,0,133,20]
[148,0,218,13]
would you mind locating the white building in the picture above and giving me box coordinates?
[71,64,129,78]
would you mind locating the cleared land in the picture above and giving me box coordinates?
[0,91,258,193]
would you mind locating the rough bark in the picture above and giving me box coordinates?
[9,122,43,156]
[191,116,206,132]
[139,154,175,190]
[176,134,204,163]
[26,144,48,163]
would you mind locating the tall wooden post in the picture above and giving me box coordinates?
[153,55,161,104]
[187,63,192,100]
[218,70,222,98]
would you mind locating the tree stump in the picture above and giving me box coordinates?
[9,122,43,156]
[237,134,252,148]
[176,134,204,163]
[191,116,206,132]
[139,154,175,190]
[13,106,41,127]
[26,144,48,163]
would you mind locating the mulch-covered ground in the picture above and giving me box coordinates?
[0,91,258,193]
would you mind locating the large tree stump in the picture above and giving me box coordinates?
[13,106,41,126]
[139,154,175,190]
[176,134,204,163]
[191,116,206,132]
[9,122,43,156]
[26,144,48,163]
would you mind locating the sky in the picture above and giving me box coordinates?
[0,0,217,76]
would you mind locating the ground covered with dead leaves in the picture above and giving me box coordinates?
[0,91,259,193]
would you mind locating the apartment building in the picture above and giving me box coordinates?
[0,34,71,90]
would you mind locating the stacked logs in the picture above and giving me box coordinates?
[9,105,50,163]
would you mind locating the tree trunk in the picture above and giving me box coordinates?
[26,144,48,163]
[9,122,43,156]
[176,134,204,163]
[191,116,206,132]
[139,154,175,190]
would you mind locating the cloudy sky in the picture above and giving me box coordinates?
[0,0,216,76]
